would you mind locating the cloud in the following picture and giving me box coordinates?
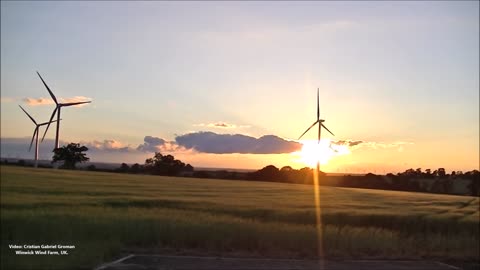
[83,139,132,153]
[137,138,190,154]
[332,139,413,151]
[361,141,414,150]
[23,96,92,107]
[23,97,55,106]
[210,122,235,128]
[332,140,364,147]
[175,131,302,154]
[159,141,191,153]
[194,122,250,129]
[137,136,166,152]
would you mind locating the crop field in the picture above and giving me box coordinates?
[1,165,479,270]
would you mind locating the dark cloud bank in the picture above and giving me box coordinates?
[175,132,302,154]
[137,136,166,152]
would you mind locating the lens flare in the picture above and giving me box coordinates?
[312,164,323,266]
[294,139,351,267]
[298,139,350,167]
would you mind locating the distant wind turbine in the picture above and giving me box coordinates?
[36,72,92,149]
[19,105,59,168]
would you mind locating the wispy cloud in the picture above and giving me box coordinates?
[332,140,364,147]
[332,139,413,152]
[362,141,414,149]
[23,96,92,107]
[209,122,236,128]
[22,97,55,106]
[194,122,250,129]
[176,131,301,154]
[361,141,414,153]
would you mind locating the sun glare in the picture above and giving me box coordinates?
[298,139,350,167]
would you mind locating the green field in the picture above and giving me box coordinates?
[1,165,479,270]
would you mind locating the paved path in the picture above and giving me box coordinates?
[94,255,465,270]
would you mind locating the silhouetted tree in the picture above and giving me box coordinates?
[437,168,446,178]
[52,143,89,169]
[247,165,320,184]
[279,166,294,182]
[424,169,433,179]
[466,170,480,196]
[144,152,192,176]
[130,163,143,174]
[280,166,293,171]
[249,165,280,181]
[116,163,130,173]
[185,164,194,172]
[404,168,416,178]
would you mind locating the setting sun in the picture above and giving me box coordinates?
[298,139,350,167]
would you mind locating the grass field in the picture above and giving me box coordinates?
[1,165,479,270]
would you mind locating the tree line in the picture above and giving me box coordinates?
[203,164,479,197]
[2,143,478,196]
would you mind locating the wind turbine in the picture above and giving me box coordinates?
[19,105,59,168]
[36,71,92,149]
[298,88,335,264]
[298,88,335,145]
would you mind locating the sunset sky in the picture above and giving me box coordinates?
[1,1,478,173]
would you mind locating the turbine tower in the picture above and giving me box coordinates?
[19,105,59,168]
[36,72,92,149]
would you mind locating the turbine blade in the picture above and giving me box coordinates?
[62,101,91,106]
[19,105,37,125]
[36,71,58,104]
[41,107,57,142]
[38,119,59,126]
[298,120,319,140]
[321,124,335,136]
[317,88,320,120]
[29,127,37,152]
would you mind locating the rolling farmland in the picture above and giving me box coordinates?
[1,166,478,269]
